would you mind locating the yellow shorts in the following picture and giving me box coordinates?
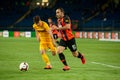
[40,42,56,51]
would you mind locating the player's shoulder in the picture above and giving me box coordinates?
[63,15,71,23]
[41,21,47,25]
[33,23,37,28]
[33,23,36,26]
[64,15,70,19]
[41,21,49,27]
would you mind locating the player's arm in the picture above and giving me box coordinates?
[33,24,40,42]
[51,24,58,30]
[48,28,57,47]
[57,24,70,30]
[45,23,57,47]
[35,30,40,42]
[55,16,71,30]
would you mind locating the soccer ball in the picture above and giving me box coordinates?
[19,62,29,71]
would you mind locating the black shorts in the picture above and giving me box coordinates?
[59,38,77,52]
[53,34,58,39]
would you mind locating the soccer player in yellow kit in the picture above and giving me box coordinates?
[33,15,56,69]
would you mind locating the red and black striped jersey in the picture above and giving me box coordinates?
[49,23,59,35]
[57,15,74,41]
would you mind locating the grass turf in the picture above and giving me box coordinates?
[0,37,120,80]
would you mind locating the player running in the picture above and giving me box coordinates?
[54,8,86,71]
[48,17,59,45]
[33,15,56,69]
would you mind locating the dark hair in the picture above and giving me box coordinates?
[57,8,65,13]
[33,15,40,24]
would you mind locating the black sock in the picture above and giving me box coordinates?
[77,52,82,58]
[58,53,68,66]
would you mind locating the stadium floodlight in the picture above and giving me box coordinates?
[46,2,49,6]
[42,0,48,3]
[9,0,55,28]
[36,2,40,6]
[41,2,45,6]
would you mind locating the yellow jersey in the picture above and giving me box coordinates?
[33,21,52,42]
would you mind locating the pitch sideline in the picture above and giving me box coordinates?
[91,61,120,69]
[99,39,120,42]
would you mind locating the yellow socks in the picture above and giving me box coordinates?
[41,53,51,65]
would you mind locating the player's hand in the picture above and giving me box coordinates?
[52,40,57,47]
[52,25,58,30]
[36,33,40,42]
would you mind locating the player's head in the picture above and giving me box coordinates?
[48,17,53,24]
[33,15,40,24]
[56,8,64,18]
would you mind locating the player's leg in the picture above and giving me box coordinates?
[48,42,57,56]
[57,39,70,71]
[67,38,86,64]
[72,51,86,64]
[40,43,52,69]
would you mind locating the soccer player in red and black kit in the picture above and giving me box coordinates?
[54,8,86,71]
[48,17,59,45]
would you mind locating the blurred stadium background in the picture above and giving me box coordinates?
[0,0,120,38]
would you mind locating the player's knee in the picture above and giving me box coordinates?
[72,52,78,57]
[40,50,45,54]
[57,48,63,54]
[57,49,61,54]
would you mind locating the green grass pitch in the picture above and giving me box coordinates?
[0,37,120,80]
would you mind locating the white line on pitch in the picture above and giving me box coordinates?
[91,61,120,69]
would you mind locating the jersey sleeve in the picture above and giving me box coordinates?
[64,15,71,24]
[43,22,50,31]
[33,24,39,31]
[33,24,37,30]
